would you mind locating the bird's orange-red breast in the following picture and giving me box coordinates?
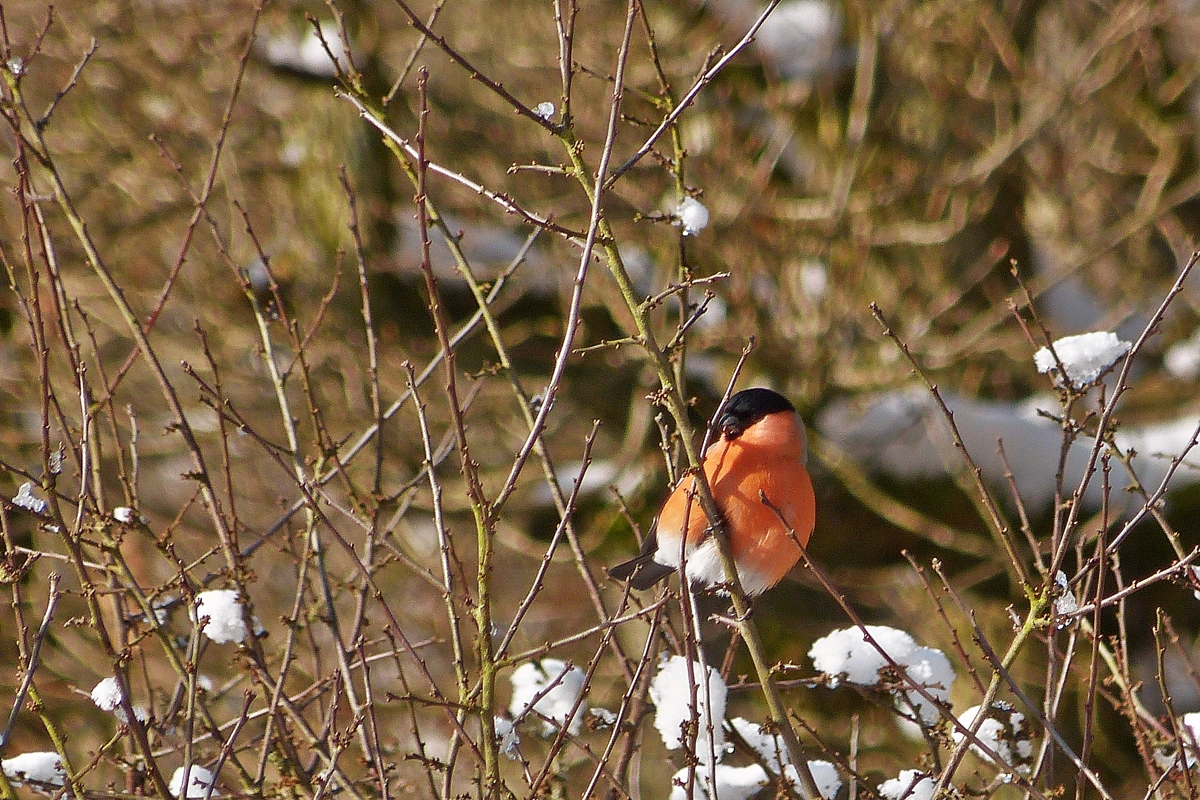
[608,388,815,596]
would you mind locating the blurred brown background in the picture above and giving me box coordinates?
[4,1,1200,797]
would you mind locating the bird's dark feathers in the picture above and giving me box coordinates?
[716,387,794,439]
[606,529,676,589]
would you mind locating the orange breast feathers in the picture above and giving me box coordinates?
[655,410,815,593]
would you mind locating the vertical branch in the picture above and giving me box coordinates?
[553,0,576,125]
[413,68,502,796]
[546,2,827,794]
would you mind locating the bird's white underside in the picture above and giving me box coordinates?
[654,538,773,597]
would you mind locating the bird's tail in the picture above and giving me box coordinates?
[607,554,675,590]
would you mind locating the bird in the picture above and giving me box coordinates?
[608,387,815,596]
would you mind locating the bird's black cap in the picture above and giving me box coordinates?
[716,388,794,439]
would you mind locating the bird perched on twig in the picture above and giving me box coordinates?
[608,388,816,596]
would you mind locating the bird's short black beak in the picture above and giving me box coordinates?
[717,411,744,440]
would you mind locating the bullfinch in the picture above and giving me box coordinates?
[608,388,815,596]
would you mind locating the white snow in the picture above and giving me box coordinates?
[13,482,47,514]
[798,259,829,301]
[1,752,65,787]
[691,295,728,333]
[169,765,219,798]
[789,760,841,800]
[818,388,1200,512]
[1166,330,1200,380]
[193,589,250,645]
[952,703,1033,773]
[493,717,520,759]
[115,704,150,724]
[754,0,842,79]
[1154,711,1200,770]
[669,764,768,800]
[650,656,727,761]
[151,597,174,626]
[89,675,146,723]
[91,676,123,711]
[260,21,350,79]
[728,718,841,798]
[1182,711,1200,752]
[897,645,955,725]
[590,707,617,727]
[810,625,954,726]
[879,770,934,800]
[1034,331,1131,387]
[676,197,710,236]
[509,659,587,735]
[809,625,918,686]
[1054,571,1079,621]
[729,717,786,770]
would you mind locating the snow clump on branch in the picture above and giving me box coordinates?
[509,659,587,736]
[651,656,727,761]
[675,197,710,236]
[809,625,955,726]
[878,770,935,800]
[169,765,219,798]
[729,717,841,798]
[193,589,261,644]
[2,752,65,788]
[1034,331,1131,387]
[952,702,1034,776]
